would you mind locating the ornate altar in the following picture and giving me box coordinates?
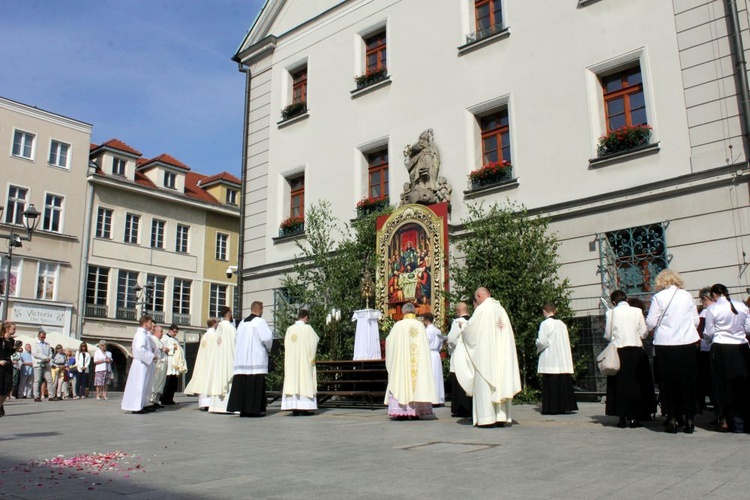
[375,203,448,327]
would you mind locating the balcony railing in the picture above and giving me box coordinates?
[85,303,108,318]
[465,23,506,45]
[150,311,165,323]
[116,307,137,321]
[172,313,191,326]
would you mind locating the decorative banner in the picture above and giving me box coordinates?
[12,303,67,326]
[376,203,448,327]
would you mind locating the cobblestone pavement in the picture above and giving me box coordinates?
[1,395,748,499]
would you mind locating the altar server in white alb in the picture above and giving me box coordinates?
[447,302,472,418]
[149,325,169,409]
[423,312,445,405]
[384,302,438,419]
[460,287,521,427]
[122,315,157,414]
[207,306,237,413]
[227,301,273,417]
[185,318,218,410]
[281,309,319,415]
[536,303,577,415]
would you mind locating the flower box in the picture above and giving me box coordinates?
[281,102,307,121]
[468,160,513,189]
[355,68,388,89]
[597,124,651,157]
[279,216,304,237]
[356,197,389,218]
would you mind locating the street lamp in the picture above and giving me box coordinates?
[0,204,41,321]
[133,282,155,317]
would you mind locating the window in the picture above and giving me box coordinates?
[173,279,191,315]
[475,0,503,36]
[95,207,113,239]
[151,219,165,249]
[124,213,140,244]
[216,233,228,261]
[48,140,70,168]
[365,31,387,74]
[601,66,646,132]
[12,130,35,159]
[36,262,59,300]
[368,150,389,200]
[292,66,307,105]
[164,171,176,189]
[480,110,511,165]
[112,157,126,176]
[146,274,166,313]
[86,266,109,305]
[176,224,189,253]
[599,223,668,298]
[5,186,28,225]
[290,176,304,219]
[0,258,21,297]
[43,194,64,233]
[209,284,228,318]
[116,270,139,310]
[226,189,237,205]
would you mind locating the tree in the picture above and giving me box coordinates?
[450,201,573,395]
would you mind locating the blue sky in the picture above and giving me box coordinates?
[0,0,266,177]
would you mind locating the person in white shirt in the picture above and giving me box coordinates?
[31,330,53,402]
[446,302,471,418]
[696,288,716,416]
[704,283,750,433]
[93,340,113,401]
[645,269,700,434]
[536,303,577,415]
[75,343,92,399]
[423,312,445,405]
[604,291,656,429]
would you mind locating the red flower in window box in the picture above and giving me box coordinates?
[354,67,389,89]
[356,196,390,218]
[468,160,513,188]
[597,124,652,157]
[279,216,304,236]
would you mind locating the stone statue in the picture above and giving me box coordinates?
[401,129,452,206]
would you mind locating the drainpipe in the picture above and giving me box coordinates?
[236,63,251,320]
[725,0,750,161]
[76,169,96,339]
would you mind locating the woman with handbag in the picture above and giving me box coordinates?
[604,290,656,428]
[645,269,700,434]
[704,283,750,433]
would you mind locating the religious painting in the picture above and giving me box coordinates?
[376,203,448,327]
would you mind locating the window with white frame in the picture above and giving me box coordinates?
[151,219,165,249]
[164,171,176,189]
[226,189,237,205]
[5,185,28,225]
[116,270,139,310]
[215,233,228,261]
[85,266,109,306]
[124,213,140,244]
[95,207,113,239]
[43,194,64,233]
[467,96,514,188]
[36,262,59,300]
[209,283,228,318]
[0,257,22,297]
[176,224,189,253]
[172,279,191,315]
[146,274,166,314]
[48,140,70,168]
[112,157,126,176]
[12,130,35,160]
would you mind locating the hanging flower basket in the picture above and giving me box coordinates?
[597,124,651,157]
[281,101,307,121]
[356,197,389,218]
[468,160,513,189]
[355,67,388,89]
[279,216,304,237]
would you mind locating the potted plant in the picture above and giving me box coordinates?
[280,101,307,121]
[597,124,651,157]
[354,67,388,89]
[468,160,513,189]
[356,196,389,217]
[279,216,304,236]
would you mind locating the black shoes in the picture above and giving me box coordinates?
[684,420,695,434]
[617,417,627,428]
[664,418,678,434]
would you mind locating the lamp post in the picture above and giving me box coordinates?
[134,282,154,317]
[0,204,41,321]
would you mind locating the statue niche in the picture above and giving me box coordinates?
[400,129,452,206]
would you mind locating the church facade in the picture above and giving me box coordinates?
[234,0,750,321]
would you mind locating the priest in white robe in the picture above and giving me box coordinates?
[281,309,319,415]
[185,318,218,410]
[447,302,472,417]
[142,328,160,410]
[423,312,446,405]
[121,315,157,414]
[227,301,273,417]
[149,325,169,409]
[384,302,438,419]
[207,307,237,413]
[460,288,522,427]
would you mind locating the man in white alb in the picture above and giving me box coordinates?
[281,309,319,415]
[185,318,218,411]
[122,315,157,414]
[422,312,445,405]
[447,302,472,417]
